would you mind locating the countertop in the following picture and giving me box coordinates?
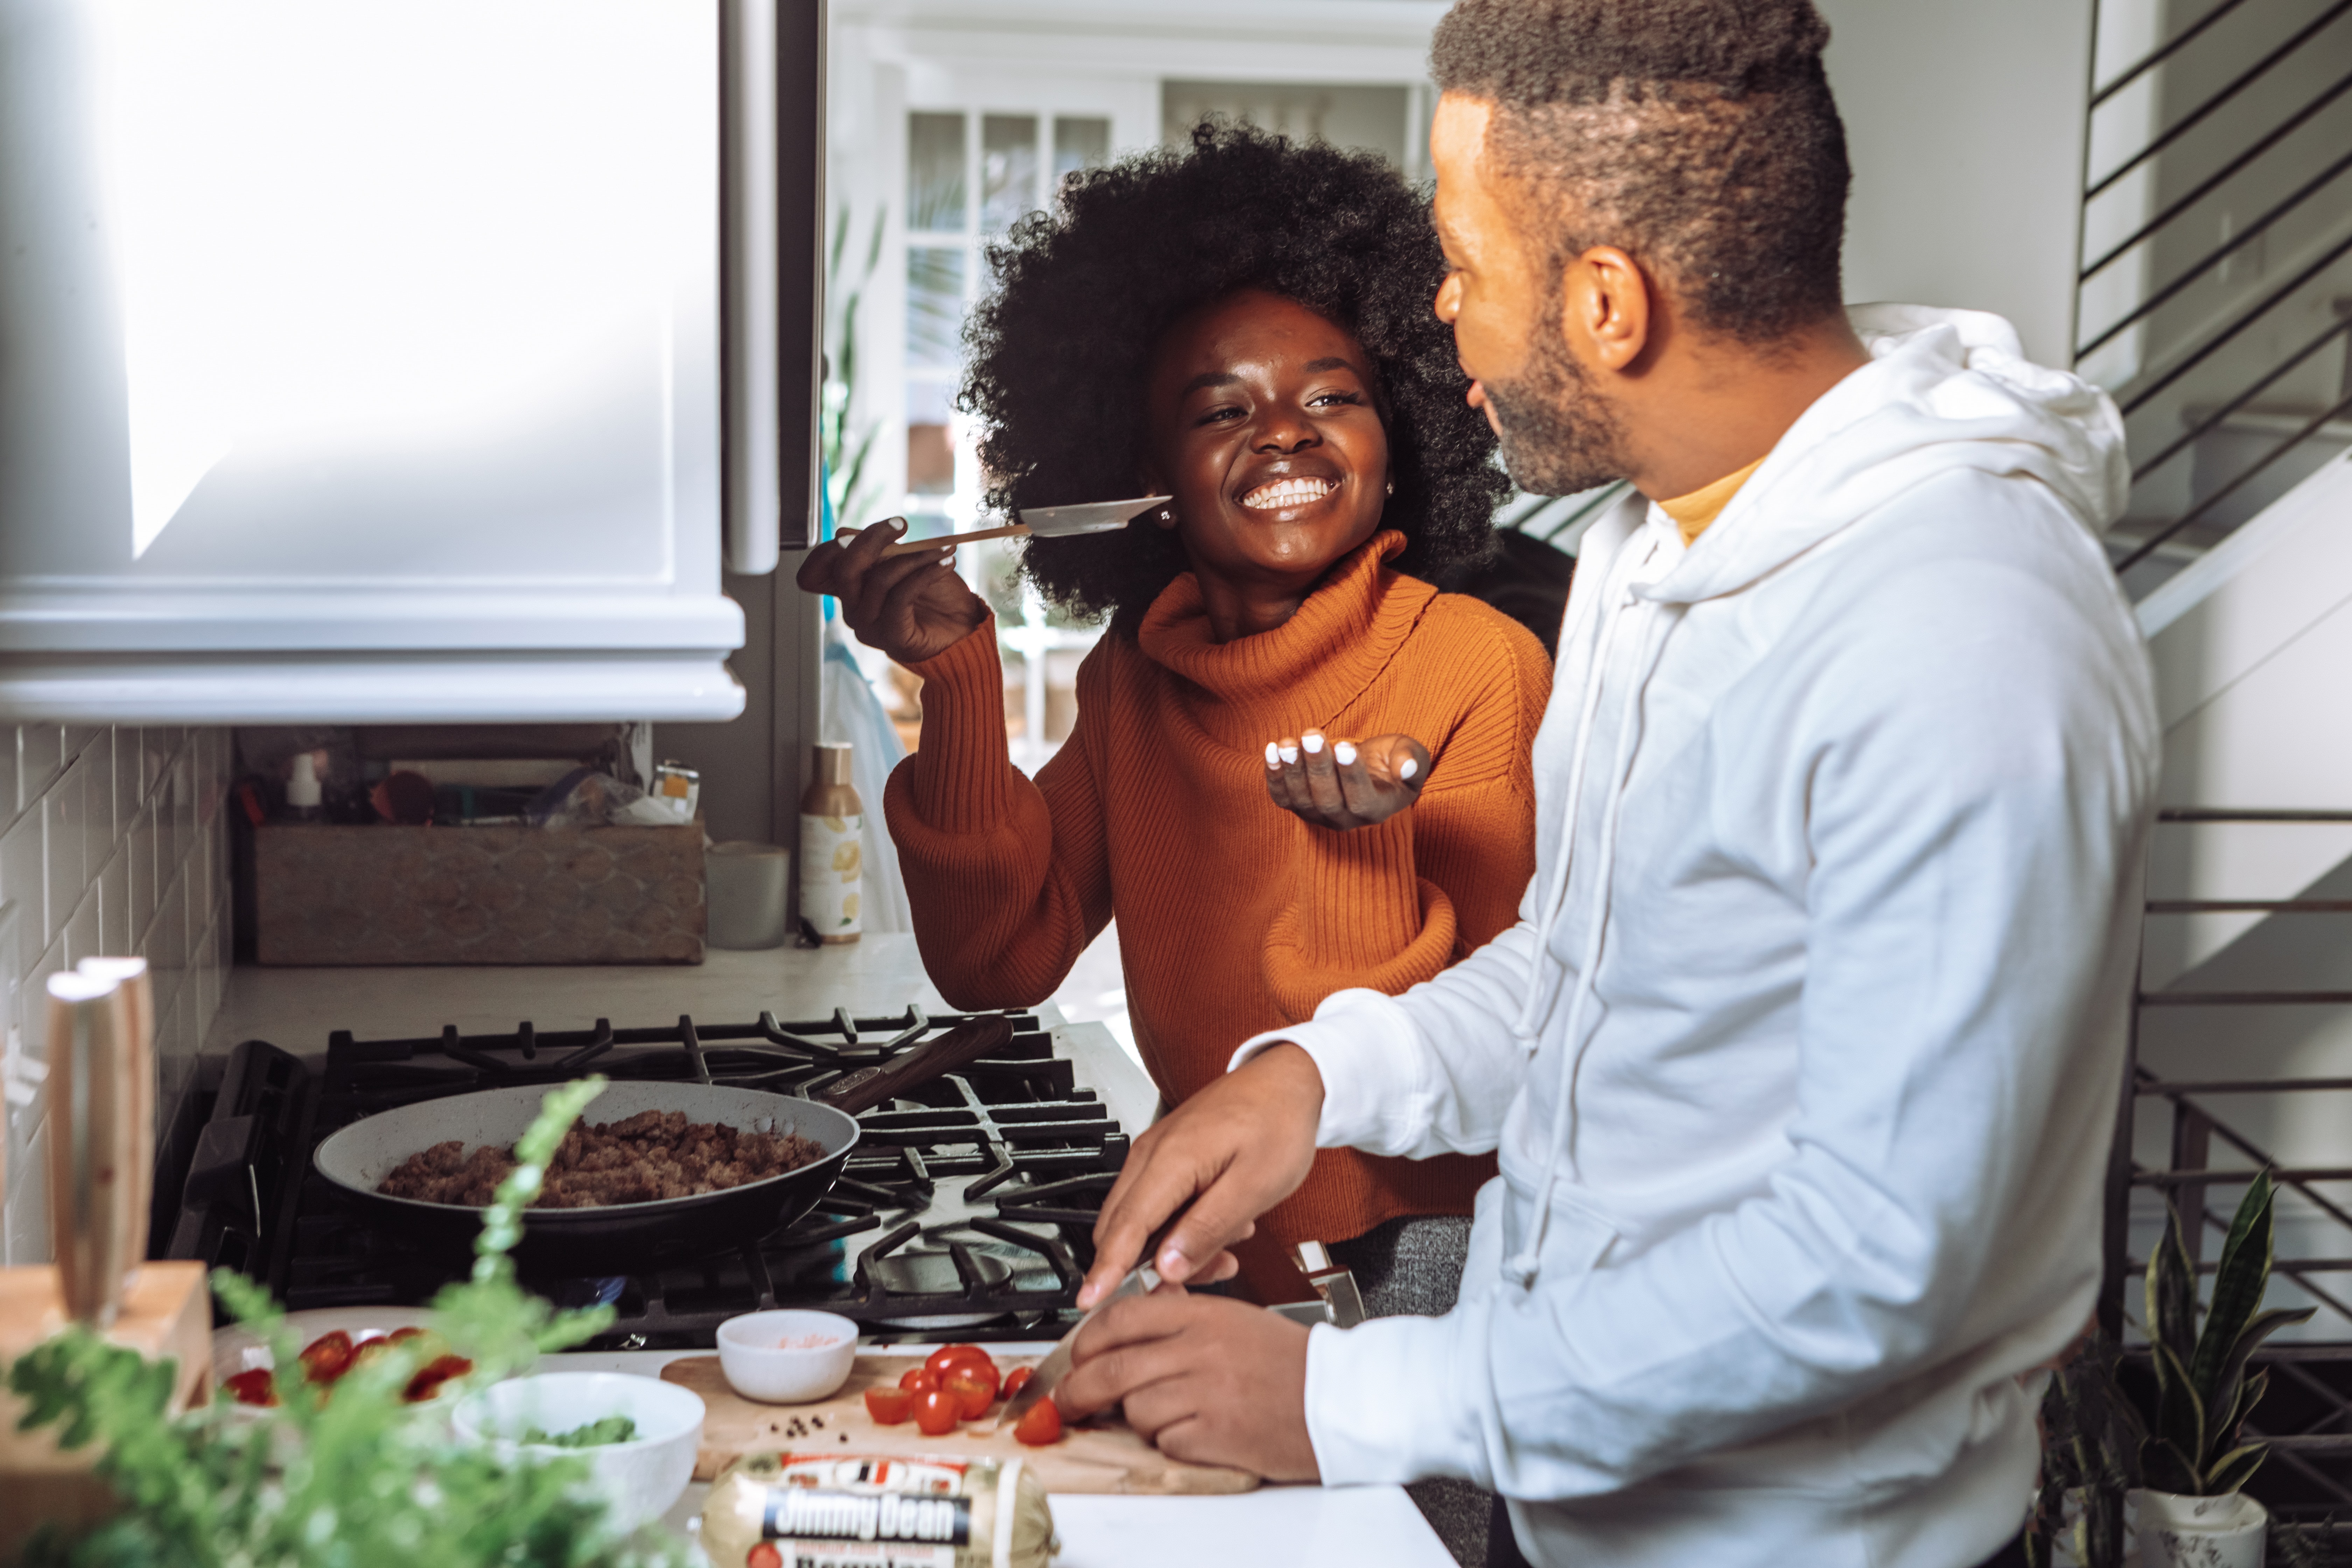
[204,940,1455,1568]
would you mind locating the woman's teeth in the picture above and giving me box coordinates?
[1241,477,1336,510]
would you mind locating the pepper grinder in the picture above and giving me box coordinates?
[77,955,157,1273]
[43,969,144,1325]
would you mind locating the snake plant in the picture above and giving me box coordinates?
[2138,1168,2314,1496]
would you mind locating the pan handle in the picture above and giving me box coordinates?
[812,1015,1014,1115]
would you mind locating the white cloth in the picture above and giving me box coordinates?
[1233,306,2160,1568]
[821,614,913,934]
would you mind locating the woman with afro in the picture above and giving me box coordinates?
[799,124,1551,1303]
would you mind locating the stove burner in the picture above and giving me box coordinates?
[163,1006,1131,1348]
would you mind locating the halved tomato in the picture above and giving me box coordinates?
[224,1368,279,1407]
[942,1368,996,1420]
[864,1386,914,1424]
[402,1353,472,1403]
[1012,1395,1062,1447]
[297,1330,355,1385]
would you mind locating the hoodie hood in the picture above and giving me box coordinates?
[1643,304,2130,608]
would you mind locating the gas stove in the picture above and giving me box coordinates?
[161,1007,1130,1347]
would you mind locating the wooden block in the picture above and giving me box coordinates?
[0,1263,212,1565]
[662,1353,1259,1496]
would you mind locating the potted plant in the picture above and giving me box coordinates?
[2132,1169,2314,1568]
[7,1077,691,1568]
[2024,1329,2143,1568]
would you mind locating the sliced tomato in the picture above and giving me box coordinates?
[863,1386,914,1424]
[942,1368,995,1420]
[297,1330,355,1385]
[924,1344,996,1380]
[1012,1395,1063,1447]
[898,1365,940,1394]
[402,1353,472,1403]
[1001,1366,1033,1400]
[913,1387,960,1436]
[224,1368,279,1407]
[386,1326,427,1344]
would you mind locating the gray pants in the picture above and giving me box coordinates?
[1328,1216,1492,1568]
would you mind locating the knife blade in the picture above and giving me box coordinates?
[994,1252,1165,1431]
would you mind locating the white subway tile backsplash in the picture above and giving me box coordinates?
[19,726,62,808]
[0,724,229,1268]
[0,808,40,974]
[63,883,99,968]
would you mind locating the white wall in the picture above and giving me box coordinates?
[0,726,231,1263]
[1817,0,2095,369]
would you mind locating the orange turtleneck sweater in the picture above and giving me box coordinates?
[883,531,1551,1284]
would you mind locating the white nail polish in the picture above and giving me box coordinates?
[887,517,908,532]
[1265,742,1281,766]
[1399,758,1418,780]
[1302,733,1324,754]
[1334,742,1357,765]
[1279,746,1300,764]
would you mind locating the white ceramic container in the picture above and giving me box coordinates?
[454,1371,706,1532]
[715,1309,859,1403]
[2132,1488,2267,1568]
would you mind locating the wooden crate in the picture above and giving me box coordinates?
[254,821,705,965]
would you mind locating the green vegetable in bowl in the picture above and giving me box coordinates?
[523,1414,640,1448]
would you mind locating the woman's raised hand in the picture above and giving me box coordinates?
[795,518,990,666]
[1263,730,1429,830]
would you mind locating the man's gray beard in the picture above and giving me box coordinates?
[1482,334,1632,498]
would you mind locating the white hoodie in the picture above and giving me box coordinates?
[1233,307,2160,1567]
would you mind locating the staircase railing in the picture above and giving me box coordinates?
[2077,0,2352,588]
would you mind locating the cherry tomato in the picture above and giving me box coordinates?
[224,1368,279,1407]
[1001,1366,1033,1400]
[899,1366,939,1394]
[298,1330,355,1385]
[1013,1395,1063,1447]
[748,1546,782,1568]
[942,1368,995,1420]
[387,1326,426,1344]
[913,1387,961,1436]
[403,1353,472,1403]
[864,1386,914,1424]
[925,1344,996,1380]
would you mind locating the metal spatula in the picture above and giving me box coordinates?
[855,494,1171,558]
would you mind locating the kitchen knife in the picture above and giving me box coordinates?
[845,495,1172,559]
[993,1253,1162,1433]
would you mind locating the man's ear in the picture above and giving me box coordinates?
[1561,245,1652,375]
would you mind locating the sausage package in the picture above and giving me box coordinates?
[702,1451,1057,1568]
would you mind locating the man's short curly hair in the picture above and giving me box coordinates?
[1431,0,1849,344]
[962,121,1511,629]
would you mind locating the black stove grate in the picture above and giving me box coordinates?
[165,1007,1130,1347]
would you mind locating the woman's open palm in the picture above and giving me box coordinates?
[1264,730,1429,830]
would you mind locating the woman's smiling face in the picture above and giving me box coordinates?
[1142,288,1391,608]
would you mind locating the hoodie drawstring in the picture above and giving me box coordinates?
[1505,588,1675,1289]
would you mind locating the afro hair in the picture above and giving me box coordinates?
[960,120,1511,629]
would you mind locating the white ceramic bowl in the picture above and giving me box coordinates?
[715,1309,859,1404]
[453,1372,705,1532]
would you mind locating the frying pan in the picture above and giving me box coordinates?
[311,1016,1011,1273]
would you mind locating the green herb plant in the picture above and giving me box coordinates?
[8,1076,694,1568]
[2137,1168,2315,1497]
[822,201,886,533]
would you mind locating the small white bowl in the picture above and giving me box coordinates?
[715,1309,859,1404]
[453,1371,705,1532]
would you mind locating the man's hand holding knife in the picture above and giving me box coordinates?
[1049,1043,1331,1480]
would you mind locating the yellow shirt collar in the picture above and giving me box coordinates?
[1658,455,1767,547]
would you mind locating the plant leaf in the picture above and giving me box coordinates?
[2194,1171,2277,1399]
[2206,1304,2317,1453]
[2151,1339,2207,1470]
[2202,1441,2269,1496]
[2147,1199,2200,1378]
[2142,1434,2203,1495]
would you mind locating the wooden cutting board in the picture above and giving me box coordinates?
[660,1353,1259,1496]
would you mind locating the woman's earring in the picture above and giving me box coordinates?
[1385,481,1394,496]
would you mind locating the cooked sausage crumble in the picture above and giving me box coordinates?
[375,1110,826,1208]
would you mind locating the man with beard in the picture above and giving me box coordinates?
[1054,2,2159,1565]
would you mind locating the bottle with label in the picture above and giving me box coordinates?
[798,742,862,945]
